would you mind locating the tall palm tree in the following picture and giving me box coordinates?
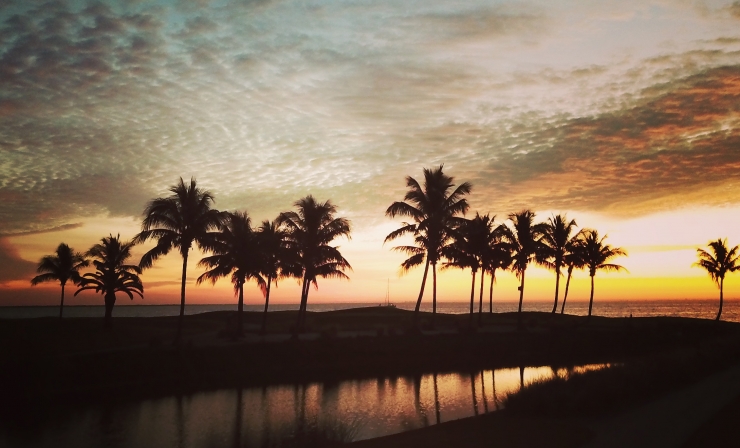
[256,219,295,333]
[501,210,548,315]
[541,215,580,314]
[695,238,740,321]
[444,213,494,321]
[197,211,264,336]
[581,230,626,317]
[30,243,89,319]
[484,228,513,314]
[560,238,587,314]
[278,196,352,331]
[134,177,225,342]
[74,235,143,328]
[385,166,471,323]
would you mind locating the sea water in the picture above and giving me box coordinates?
[1,300,738,321]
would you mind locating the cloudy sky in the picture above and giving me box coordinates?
[2,0,740,307]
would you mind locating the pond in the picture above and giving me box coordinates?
[3,365,606,447]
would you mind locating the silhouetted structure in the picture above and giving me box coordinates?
[135,177,225,343]
[501,210,548,318]
[74,235,143,328]
[541,214,581,314]
[256,219,295,333]
[30,243,88,319]
[385,166,471,325]
[695,238,740,321]
[278,195,351,331]
[581,229,627,317]
[198,211,263,336]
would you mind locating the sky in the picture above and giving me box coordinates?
[2,0,740,307]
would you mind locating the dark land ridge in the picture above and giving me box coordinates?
[3,307,740,446]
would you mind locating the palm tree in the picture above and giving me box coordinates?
[197,211,264,336]
[501,210,548,315]
[30,243,89,319]
[134,177,225,342]
[541,215,580,314]
[385,166,471,323]
[278,196,352,331]
[560,238,587,314]
[256,219,295,333]
[581,230,627,317]
[444,213,494,321]
[484,228,513,314]
[695,238,740,321]
[74,235,143,328]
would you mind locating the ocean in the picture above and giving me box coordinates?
[1,299,737,321]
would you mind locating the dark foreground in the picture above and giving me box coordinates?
[2,307,740,446]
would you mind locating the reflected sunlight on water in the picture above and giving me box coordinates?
[1,364,608,448]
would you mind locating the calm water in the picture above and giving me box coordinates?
[1,300,738,321]
[0,365,606,447]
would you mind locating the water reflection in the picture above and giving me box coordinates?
[1,365,606,448]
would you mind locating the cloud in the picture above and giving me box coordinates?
[0,237,36,284]
[458,65,740,217]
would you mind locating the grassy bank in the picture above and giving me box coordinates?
[2,308,738,418]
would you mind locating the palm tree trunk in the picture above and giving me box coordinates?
[469,270,476,315]
[478,266,485,324]
[551,264,561,313]
[176,250,189,343]
[717,277,724,321]
[489,269,496,313]
[432,262,438,326]
[297,274,309,331]
[560,266,573,314]
[413,258,431,327]
[518,268,526,329]
[518,268,526,312]
[59,282,66,319]
[588,274,595,317]
[104,292,115,329]
[237,280,244,336]
[261,276,272,333]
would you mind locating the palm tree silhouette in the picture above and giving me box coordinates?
[444,213,495,321]
[560,237,587,314]
[31,243,89,319]
[74,235,143,328]
[256,219,294,333]
[483,230,513,314]
[134,177,225,342]
[197,211,264,336]
[501,210,547,316]
[695,238,740,321]
[278,196,351,331]
[385,166,471,324]
[581,230,626,317]
[541,215,580,314]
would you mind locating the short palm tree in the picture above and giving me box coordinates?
[501,210,548,314]
[197,211,264,336]
[695,238,740,321]
[484,229,513,314]
[385,166,471,323]
[581,230,626,317]
[74,235,143,328]
[444,213,494,320]
[30,243,89,319]
[560,238,587,314]
[278,196,352,331]
[134,177,225,342]
[256,219,295,333]
[541,214,580,314]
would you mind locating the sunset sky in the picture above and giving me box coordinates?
[2,0,740,307]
